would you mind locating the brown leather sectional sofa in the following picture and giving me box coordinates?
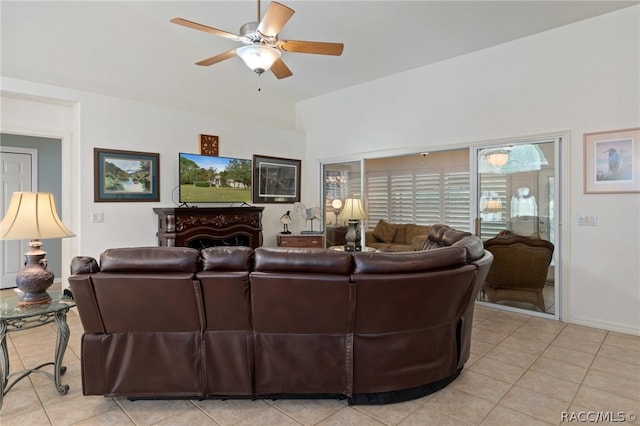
[69,224,492,405]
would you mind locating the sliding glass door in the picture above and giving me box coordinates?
[475,137,561,317]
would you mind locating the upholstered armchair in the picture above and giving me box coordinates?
[482,234,554,311]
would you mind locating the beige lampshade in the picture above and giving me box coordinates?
[338,198,367,221]
[484,199,503,211]
[0,192,75,240]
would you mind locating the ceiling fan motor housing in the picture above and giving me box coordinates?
[240,22,276,46]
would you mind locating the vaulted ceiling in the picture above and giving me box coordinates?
[2,1,637,128]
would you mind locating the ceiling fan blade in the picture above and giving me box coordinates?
[170,18,242,41]
[270,58,293,79]
[278,40,344,56]
[196,49,238,66]
[257,1,294,37]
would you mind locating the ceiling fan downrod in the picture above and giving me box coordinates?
[257,0,261,23]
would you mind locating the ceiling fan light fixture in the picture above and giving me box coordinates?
[237,45,281,74]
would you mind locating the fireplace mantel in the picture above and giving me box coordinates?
[153,207,264,249]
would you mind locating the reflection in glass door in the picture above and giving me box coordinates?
[322,160,363,248]
[475,138,560,317]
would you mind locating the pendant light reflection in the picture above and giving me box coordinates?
[479,145,548,174]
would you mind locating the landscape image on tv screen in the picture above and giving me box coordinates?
[179,153,252,204]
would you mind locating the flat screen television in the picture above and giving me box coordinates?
[179,153,252,204]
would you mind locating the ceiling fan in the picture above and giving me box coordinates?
[171,0,344,79]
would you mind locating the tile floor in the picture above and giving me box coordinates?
[1,291,639,425]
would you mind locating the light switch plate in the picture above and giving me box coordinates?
[91,212,104,223]
[577,214,597,226]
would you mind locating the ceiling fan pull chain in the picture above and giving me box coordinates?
[257,73,262,92]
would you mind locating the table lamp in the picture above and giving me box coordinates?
[331,199,343,225]
[0,192,76,305]
[337,198,366,252]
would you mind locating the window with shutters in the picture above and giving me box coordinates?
[365,168,471,231]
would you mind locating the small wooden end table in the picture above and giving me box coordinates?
[0,290,75,409]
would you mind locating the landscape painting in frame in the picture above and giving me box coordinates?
[94,148,160,202]
[584,128,640,194]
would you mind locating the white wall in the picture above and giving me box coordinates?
[297,6,640,334]
[1,78,307,281]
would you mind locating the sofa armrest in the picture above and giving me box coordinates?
[411,235,428,251]
[68,257,105,334]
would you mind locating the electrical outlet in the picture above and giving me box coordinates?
[91,212,104,223]
[577,214,597,226]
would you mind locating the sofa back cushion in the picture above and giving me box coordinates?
[99,247,200,273]
[201,246,253,271]
[452,235,485,262]
[253,247,352,274]
[422,225,484,261]
[371,219,397,243]
[352,246,466,274]
[404,224,430,244]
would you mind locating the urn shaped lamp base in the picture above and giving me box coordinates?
[344,220,361,253]
[15,240,55,306]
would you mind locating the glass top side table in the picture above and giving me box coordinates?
[0,289,76,410]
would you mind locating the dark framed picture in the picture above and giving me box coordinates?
[94,148,160,202]
[253,155,301,203]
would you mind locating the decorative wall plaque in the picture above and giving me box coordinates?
[199,134,219,156]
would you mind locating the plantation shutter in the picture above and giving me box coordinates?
[365,173,388,227]
[416,173,440,226]
[390,174,414,223]
[365,169,471,230]
[444,171,471,231]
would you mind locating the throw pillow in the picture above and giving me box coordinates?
[372,219,397,243]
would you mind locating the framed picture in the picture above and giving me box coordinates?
[94,148,160,202]
[584,127,640,194]
[253,155,301,203]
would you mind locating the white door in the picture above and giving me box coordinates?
[1,148,37,288]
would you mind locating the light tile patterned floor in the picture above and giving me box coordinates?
[1,295,638,425]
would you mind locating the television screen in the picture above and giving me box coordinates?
[179,153,252,204]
